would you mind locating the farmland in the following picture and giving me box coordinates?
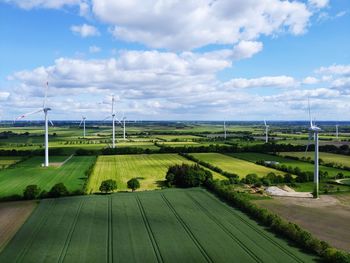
[86,154,225,193]
[0,189,317,262]
[190,153,286,177]
[230,153,350,178]
[0,157,22,168]
[279,152,350,168]
[0,156,95,198]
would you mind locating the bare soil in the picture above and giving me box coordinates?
[254,194,350,252]
[0,201,37,251]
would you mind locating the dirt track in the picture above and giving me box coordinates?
[0,201,37,251]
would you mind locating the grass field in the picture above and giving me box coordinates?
[0,157,22,168]
[155,135,202,141]
[0,156,95,198]
[190,153,286,178]
[0,189,317,262]
[279,152,350,168]
[0,201,37,252]
[86,154,225,193]
[230,153,350,178]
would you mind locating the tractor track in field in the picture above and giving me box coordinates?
[107,197,113,263]
[15,199,56,262]
[161,194,213,263]
[58,199,84,263]
[135,196,164,263]
[200,190,306,263]
[186,193,262,263]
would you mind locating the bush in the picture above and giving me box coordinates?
[23,185,41,200]
[48,183,69,198]
[165,163,213,188]
[127,178,140,192]
[99,179,117,193]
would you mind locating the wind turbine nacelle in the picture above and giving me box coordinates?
[309,126,321,132]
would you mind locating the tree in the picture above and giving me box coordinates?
[127,178,140,192]
[48,183,69,198]
[23,185,40,200]
[99,179,117,193]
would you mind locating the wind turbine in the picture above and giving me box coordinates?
[79,116,86,138]
[223,121,227,140]
[103,95,120,148]
[264,120,269,143]
[335,124,339,140]
[122,114,127,140]
[305,98,321,199]
[16,82,52,167]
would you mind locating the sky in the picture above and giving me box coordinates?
[0,0,349,121]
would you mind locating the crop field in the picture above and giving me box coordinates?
[230,153,350,178]
[0,157,22,168]
[279,152,350,168]
[86,154,225,193]
[190,153,286,178]
[0,189,316,262]
[154,135,202,141]
[0,156,95,198]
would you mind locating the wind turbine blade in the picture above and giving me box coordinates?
[79,119,83,127]
[308,96,312,127]
[49,119,54,126]
[15,108,43,120]
[43,81,49,108]
[103,116,111,121]
[305,132,312,156]
[264,119,266,126]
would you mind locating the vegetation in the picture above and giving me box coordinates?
[127,178,140,191]
[99,179,117,193]
[22,185,40,200]
[47,183,69,198]
[0,189,317,262]
[165,164,213,187]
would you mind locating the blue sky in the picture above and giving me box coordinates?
[0,0,349,120]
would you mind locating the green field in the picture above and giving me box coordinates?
[0,189,317,262]
[279,152,350,168]
[0,156,95,198]
[230,153,350,178]
[0,157,22,168]
[190,153,286,178]
[87,154,225,193]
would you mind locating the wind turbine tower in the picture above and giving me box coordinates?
[264,120,269,143]
[123,116,127,140]
[79,116,86,138]
[336,124,339,140]
[223,121,227,140]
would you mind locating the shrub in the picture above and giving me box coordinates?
[127,178,140,192]
[99,179,117,193]
[48,183,69,198]
[23,185,41,200]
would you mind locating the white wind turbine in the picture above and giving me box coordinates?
[122,114,127,140]
[305,98,321,199]
[335,124,339,140]
[16,82,53,167]
[223,121,227,140]
[264,120,269,143]
[103,95,120,148]
[79,116,86,138]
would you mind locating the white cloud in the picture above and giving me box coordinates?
[224,76,296,89]
[317,64,350,76]
[308,0,329,9]
[3,0,81,9]
[89,45,101,53]
[231,41,263,60]
[70,24,100,38]
[0,92,10,101]
[302,76,319,84]
[96,0,312,50]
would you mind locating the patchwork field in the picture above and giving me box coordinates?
[0,189,317,262]
[230,153,350,178]
[279,152,350,168]
[190,153,286,178]
[0,157,22,168]
[0,156,95,198]
[0,201,37,252]
[86,154,225,193]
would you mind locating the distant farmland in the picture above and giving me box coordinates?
[0,189,316,262]
[86,154,225,193]
[0,156,95,198]
[190,153,286,177]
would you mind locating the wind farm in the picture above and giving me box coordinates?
[1,0,350,262]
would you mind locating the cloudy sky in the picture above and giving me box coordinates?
[0,0,349,121]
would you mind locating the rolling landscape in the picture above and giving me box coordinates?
[1,0,350,262]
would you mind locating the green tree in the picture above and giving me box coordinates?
[127,178,140,192]
[23,185,41,200]
[48,183,69,198]
[99,179,117,193]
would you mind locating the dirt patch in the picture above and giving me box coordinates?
[255,194,350,252]
[0,201,37,251]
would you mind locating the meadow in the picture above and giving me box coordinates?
[190,153,286,178]
[0,157,22,168]
[0,156,95,198]
[230,153,350,178]
[86,154,225,193]
[0,189,317,263]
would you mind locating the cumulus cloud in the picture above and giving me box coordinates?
[231,41,263,60]
[302,76,319,84]
[308,0,329,9]
[223,76,296,89]
[89,45,101,53]
[316,64,350,76]
[3,0,81,9]
[70,24,100,37]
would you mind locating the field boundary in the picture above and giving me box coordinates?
[161,194,213,263]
